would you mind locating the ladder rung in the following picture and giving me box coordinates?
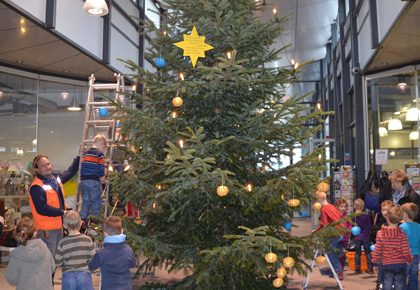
[93,84,119,90]
[86,120,114,124]
[76,200,109,206]
[88,101,111,106]
[92,106,116,110]
[83,139,114,143]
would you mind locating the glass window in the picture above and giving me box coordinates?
[145,0,160,29]
[367,71,417,172]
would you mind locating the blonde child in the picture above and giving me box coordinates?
[88,216,137,289]
[335,198,352,269]
[80,133,107,222]
[372,206,412,290]
[55,210,95,289]
[352,199,373,274]
[5,218,55,290]
[400,203,420,290]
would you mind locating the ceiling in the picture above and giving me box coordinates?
[0,0,419,85]
[0,2,116,82]
[366,1,420,73]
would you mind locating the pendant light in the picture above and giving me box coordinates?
[406,108,419,121]
[409,131,419,140]
[82,0,109,16]
[388,119,402,130]
[379,127,388,137]
[67,86,81,111]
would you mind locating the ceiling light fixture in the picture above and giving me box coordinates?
[398,82,407,92]
[60,92,69,100]
[68,95,81,111]
[388,119,402,130]
[406,108,419,121]
[82,0,109,16]
[379,127,388,137]
[409,131,419,141]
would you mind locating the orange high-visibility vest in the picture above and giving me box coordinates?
[29,176,66,230]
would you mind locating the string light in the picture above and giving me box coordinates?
[227,51,232,59]
[247,184,252,192]
[163,31,167,36]
[179,72,185,81]
[293,62,299,70]
[273,8,277,14]
[179,139,184,148]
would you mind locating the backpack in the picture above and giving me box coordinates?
[364,173,381,212]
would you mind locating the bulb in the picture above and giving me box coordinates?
[179,139,184,148]
[179,72,185,81]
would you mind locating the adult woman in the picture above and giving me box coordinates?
[380,170,420,223]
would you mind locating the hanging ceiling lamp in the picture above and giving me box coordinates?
[379,127,388,137]
[388,119,402,130]
[82,0,109,16]
[406,108,419,121]
[409,131,419,141]
[68,96,81,111]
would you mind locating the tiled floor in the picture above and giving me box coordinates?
[0,218,380,289]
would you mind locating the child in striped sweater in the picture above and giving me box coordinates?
[372,205,413,290]
[55,210,96,289]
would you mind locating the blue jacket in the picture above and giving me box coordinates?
[88,238,136,290]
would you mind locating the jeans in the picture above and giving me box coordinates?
[62,272,93,290]
[355,240,373,269]
[407,255,419,290]
[80,179,103,219]
[328,236,343,273]
[383,268,407,290]
[38,228,62,257]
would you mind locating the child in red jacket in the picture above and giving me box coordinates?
[372,206,412,290]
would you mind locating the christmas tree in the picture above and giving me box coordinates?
[109,0,342,288]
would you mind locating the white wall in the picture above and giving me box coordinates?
[10,0,46,21]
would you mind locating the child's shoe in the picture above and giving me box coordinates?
[365,267,373,274]
[338,272,344,280]
[354,268,362,274]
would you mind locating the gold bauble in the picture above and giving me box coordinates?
[317,182,329,192]
[316,256,327,264]
[276,267,287,278]
[287,199,300,207]
[134,217,143,225]
[283,257,295,268]
[273,278,284,288]
[172,96,183,107]
[264,252,278,263]
[217,185,229,197]
[313,202,322,210]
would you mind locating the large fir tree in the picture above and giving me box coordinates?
[109,0,342,288]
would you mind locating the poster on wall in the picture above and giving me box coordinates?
[406,164,420,193]
[375,149,388,165]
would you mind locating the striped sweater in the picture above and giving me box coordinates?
[54,234,95,273]
[81,147,105,180]
[372,225,413,269]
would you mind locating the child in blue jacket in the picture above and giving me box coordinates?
[89,216,137,290]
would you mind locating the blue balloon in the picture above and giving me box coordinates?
[155,58,166,68]
[370,244,375,252]
[351,226,361,236]
[284,222,292,231]
[98,107,108,116]
[338,235,343,242]
[300,211,308,218]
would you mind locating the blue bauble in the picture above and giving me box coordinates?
[338,235,343,242]
[98,107,108,116]
[351,226,361,236]
[370,244,375,252]
[284,222,292,231]
[155,58,166,68]
[116,121,121,128]
[300,211,308,218]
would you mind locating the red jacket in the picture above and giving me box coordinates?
[316,204,343,231]
[372,226,413,269]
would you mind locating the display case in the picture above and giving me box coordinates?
[0,196,32,230]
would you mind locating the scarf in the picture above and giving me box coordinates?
[104,233,126,244]
[393,184,408,205]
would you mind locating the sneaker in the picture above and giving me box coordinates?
[354,268,362,274]
[338,272,344,280]
[376,282,383,290]
[366,268,374,274]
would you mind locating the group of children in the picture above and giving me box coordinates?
[318,191,419,290]
[5,134,137,289]
[5,212,136,290]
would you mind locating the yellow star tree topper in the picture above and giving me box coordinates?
[173,26,214,67]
